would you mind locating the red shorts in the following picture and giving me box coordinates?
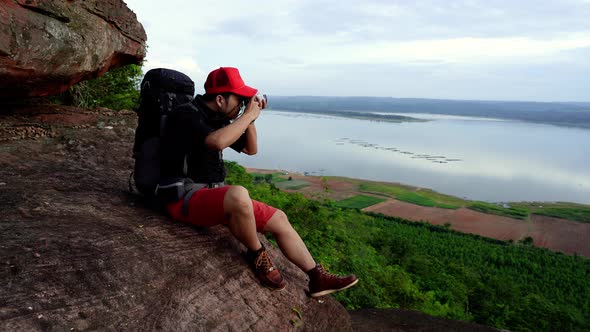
[166,186,277,232]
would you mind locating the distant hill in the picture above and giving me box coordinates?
[268,96,590,128]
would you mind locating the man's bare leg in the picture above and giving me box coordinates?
[263,208,358,297]
[262,210,316,272]
[222,185,357,294]
[223,185,286,289]
[223,186,262,251]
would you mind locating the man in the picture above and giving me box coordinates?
[158,66,358,296]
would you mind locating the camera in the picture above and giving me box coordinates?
[233,94,268,122]
[256,94,267,104]
[245,94,267,106]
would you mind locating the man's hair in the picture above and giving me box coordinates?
[201,92,232,102]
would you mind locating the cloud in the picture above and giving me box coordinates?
[124,0,590,101]
[143,57,204,83]
[364,35,590,64]
[262,34,590,66]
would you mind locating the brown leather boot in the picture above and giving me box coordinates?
[247,247,286,290]
[307,264,358,297]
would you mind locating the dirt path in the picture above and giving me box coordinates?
[248,168,590,257]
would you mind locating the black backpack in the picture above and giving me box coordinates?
[131,68,195,198]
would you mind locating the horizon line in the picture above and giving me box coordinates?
[266,95,590,104]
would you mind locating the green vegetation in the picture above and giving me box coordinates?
[359,182,463,209]
[225,162,590,332]
[347,180,590,223]
[255,172,310,190]
[335,195,386,209]
[468,201,529,220]
[252,172,289,183]
[253,172,310,190]
[50,64,142,110]
[358,181,414,197]
[534,207,590,222]
[395,192,457,209]
[512,202,590,223]
[276,182,309,190]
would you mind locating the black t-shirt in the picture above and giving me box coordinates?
[160,96,247,183]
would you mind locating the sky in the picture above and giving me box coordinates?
[123,0,590,102]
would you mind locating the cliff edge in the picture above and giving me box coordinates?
[0,105,351,331]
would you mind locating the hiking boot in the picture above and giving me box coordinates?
[307,264,358,297]
[247,246,286,290]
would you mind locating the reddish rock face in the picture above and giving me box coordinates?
[0,0,147,98]
[0,107,354,331]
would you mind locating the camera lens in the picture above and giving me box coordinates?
[244,94,267,106]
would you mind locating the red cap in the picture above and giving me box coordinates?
[204,67,258,97]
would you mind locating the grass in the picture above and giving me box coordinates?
[467,201,529,220]
[534,207,590,223]
[250,172,310,190]
[249,170,590,223]
[335,194,386,209]
[275,180,310,190]
[396,192,459,209]
[251,172,289,183]
[511,202,590,223]
[359,182,464,209]
[358,182,413,197]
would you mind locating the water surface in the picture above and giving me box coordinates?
[226,111,590,204]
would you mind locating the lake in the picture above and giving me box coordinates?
[226,110,590,204]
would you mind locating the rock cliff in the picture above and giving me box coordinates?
[0,0,146,98]
[0,105,352,331]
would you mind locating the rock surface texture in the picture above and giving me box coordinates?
[0,106,352,331]
[0,0,146,98]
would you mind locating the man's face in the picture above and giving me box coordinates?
[221,94,246,120]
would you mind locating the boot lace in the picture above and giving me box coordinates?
[317,264,339,278]
[255,250,275,273]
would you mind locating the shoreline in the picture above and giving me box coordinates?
[236,111,590,205]
[245,167,588,206]
[245,166,590,257]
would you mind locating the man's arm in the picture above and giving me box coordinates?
[241,96,266,154]
[241,123,258,155]
[204,99,261,151]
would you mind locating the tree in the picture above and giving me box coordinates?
[264,174,273,183]
[52,64,142,110]
[321,176,330,192]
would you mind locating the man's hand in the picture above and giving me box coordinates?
[205,95,262,151]
[242,96,262,123]
[255,95,267,110]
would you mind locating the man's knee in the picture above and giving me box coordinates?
[264,209,293,234]
[274,209,289,223]
[224,185,252,214]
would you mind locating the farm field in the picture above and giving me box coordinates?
[247,168,590,257]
